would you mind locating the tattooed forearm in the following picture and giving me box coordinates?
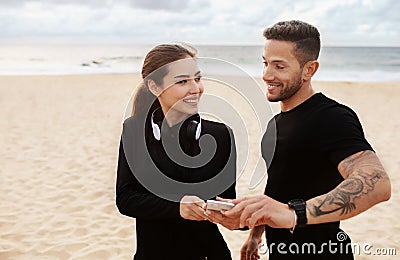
[308,151,387,218]
[309,171,382,216]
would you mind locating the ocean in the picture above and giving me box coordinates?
[1,44,399,82]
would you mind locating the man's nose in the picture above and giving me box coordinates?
[263,65,274,82]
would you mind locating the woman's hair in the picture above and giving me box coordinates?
[131,43,197,117]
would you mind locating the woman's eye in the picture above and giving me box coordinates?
[176,79,188,84]
[194,76,202,82]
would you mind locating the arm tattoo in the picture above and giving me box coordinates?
[309,151,385,217]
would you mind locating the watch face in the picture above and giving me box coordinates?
[288,199,304,207]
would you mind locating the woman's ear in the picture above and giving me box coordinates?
[147,79,161,96]
[302,60,319,81]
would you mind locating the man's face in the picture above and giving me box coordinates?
[262,40,303,102]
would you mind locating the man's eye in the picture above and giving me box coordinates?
[276,65,284,69]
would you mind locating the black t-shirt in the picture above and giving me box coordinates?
[261,93,373,259]
[116,113,236,260]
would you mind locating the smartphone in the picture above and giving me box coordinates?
[206,200,235,211]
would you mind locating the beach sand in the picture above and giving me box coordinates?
[0,74,398,259]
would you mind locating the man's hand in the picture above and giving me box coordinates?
[225,195,294,229]
[179,195,207,221]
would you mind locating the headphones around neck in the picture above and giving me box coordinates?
[151,108,201,141]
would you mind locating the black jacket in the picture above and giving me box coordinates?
[116,114,237,260]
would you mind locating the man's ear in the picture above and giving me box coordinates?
[302,60,319,81]
[147,79,161,96]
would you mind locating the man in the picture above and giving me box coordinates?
[207,20,391,259]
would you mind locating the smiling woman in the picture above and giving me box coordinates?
[116,43,237,260]
[148,58,204,125]
[130,44,198,117]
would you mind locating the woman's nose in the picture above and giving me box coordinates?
[189,79,202,93]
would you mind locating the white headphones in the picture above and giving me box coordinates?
[151,108,201,141]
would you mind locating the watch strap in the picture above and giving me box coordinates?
[288,199,307,228]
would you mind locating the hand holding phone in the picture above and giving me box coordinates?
[206,200,235,211]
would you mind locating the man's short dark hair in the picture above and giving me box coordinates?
[263,20,320,67]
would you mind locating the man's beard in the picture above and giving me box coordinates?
[268,74,303,102]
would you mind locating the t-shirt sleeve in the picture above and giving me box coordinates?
[318,105,374,167]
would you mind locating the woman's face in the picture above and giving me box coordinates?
[155,57,204,123]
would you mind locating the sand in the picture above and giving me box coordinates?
[0,74,398,259]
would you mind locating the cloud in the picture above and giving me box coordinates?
[314,0,400,45]
[128,0,190,11]
[0,0,398,46]
[0,0,113,8]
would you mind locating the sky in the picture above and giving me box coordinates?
[0,0,399,46]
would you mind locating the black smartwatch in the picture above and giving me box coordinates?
[288,199,307,228]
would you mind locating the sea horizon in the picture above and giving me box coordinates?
[1,44,399,82]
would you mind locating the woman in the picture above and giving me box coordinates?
[116,44,237,260]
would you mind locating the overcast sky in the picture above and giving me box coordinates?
[0,0,399,46]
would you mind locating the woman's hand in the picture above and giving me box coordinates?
[205,197,241,230]
[240,238,261,260]
[180,195,207,221]
[240,226,264,260]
